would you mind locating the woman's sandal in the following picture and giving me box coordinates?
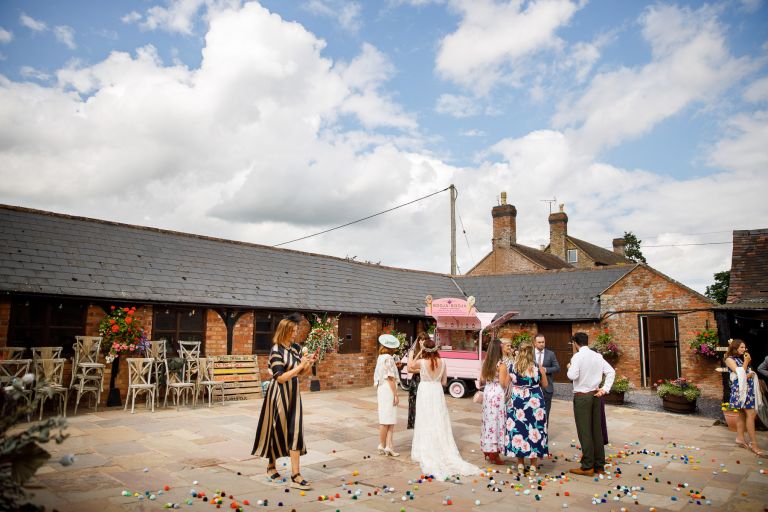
[291,473,312,490]
[748,442,765,457]
[735,439,749,450]
[266,466,283,483]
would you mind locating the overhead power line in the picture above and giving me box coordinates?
[273,186,452,247]
[641,241,732,248]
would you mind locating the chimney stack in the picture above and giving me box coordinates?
[612,237,626,256]
[548,203,568,261]
[492,191,517,249]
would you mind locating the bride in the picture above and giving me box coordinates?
[408,335,479,479]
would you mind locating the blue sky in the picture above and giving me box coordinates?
[0,0,766,292]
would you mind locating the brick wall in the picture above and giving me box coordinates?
[566,239,596,269]
[600,266,719,398]
[232,311,254,355]
[0,299,10,347]
[206,309,227,356]
[469,248,547,275]
[548,210,568,261]
[492,204,517,247]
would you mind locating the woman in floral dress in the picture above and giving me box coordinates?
[725,338,763,456]
[480,339,509,464]
[505,341,548,473]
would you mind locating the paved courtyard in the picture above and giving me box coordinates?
[25,388,768,512]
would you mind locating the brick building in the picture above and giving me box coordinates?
[0,202,721,399]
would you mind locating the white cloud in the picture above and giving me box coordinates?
[708,111,768,174]
[20,13,47,32]
[304,1,363,33]
[435,93,479,118]
[553,4,754,155]
[127,0,208,34]
[19,66,50,81]
[54,25,76,50]
[121,11,143,24]
[461,129,484,137]
[435,0,583,94]
[0,28,13,44]
[744,75,768,103]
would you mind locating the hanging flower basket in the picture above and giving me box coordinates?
[303,314,340,362]
[688,329,719,359]
[99,306,150,363]
[511,330,532,348]
[591,329,620,361]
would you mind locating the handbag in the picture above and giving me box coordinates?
[472,390,484,404]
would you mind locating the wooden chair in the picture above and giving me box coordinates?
[0,358,31,386]
[71,336,105,414]
[179,340,202,399]
[34,358,68,420]
[163,358,195,410]
[196,358,225,408]
[0,347,27,360]
[146,340,167,407]
[125,358,155,414]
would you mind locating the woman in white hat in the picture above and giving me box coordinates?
[374,334,401,456]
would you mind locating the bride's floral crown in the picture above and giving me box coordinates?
[420,338,440,353]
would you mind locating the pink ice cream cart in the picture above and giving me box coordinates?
[400,296,517,398]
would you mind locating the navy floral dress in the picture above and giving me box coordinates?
[504,365,548,458]
[728,356,756,409]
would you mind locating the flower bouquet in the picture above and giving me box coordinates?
[98,306,150,363]
[592,329,619,360]
[688,329,719,358]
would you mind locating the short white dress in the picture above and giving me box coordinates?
[374,354,398,425]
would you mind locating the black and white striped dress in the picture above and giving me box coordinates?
[252,343,306,460]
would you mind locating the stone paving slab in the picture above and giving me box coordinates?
[18,387,768,511]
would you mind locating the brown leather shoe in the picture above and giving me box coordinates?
[569,467,594,476]
[594,467,606,475]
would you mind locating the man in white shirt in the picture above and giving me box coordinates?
[566,332,615,476]
[534,334,559,428]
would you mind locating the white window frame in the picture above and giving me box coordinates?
[566,249,578,263]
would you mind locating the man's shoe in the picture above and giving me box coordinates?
[569,467,594,476]
[594,467,606,475]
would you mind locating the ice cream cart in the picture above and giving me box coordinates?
[401,296,517,398]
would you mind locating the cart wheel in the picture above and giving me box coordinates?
[448,379,467,398]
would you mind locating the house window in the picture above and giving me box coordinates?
[7,297,87,357]
[153,307,206,357]
[567,249,578,263]
[253,311,280,354]
[337,315,361,354]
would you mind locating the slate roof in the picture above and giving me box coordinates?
[511,243,573,270]
[459,266,634,321]
[0,205,634,320]
[568,236,632,266]
[727,228,768,305]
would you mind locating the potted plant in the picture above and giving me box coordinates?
[604,375,632,405]
[303,314,341,391]
[591,329,619,363]
[655,377,701,413]
[99,306,150,406]
[688,329,719,359]
[721,402,740,431]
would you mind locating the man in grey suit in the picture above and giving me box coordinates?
[534,334,560,427]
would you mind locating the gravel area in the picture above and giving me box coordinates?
[552,382,724,421]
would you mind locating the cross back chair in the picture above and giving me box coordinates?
[32,346,63,360]
[0,347,27,360]
[163,357,196,410]
[125,358,155,414]
[71,336,105,414]
[34,358,68,420]
[179,340,202,399]
[146,340,167,407]
[197,358,225,408]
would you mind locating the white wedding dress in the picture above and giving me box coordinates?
[411,359,480,479]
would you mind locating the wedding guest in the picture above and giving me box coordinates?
[374,334,401,456]
[479,338,510,464]
[567,332,615,477]
[252,313,316,490]
[500,338,515,366]
[505,341,548,474]
[725,338,763,456]
[533,334,559,427]
[407,332,429,430]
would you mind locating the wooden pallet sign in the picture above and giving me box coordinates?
[212,355,263,401]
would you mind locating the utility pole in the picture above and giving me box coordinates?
[450,184,457,275]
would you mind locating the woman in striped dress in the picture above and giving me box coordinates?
[252,313,315,490]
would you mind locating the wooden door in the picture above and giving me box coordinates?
[337,315,361,354]
[641,315,679,385]
[394,318,416,344]
[536,322,572,383]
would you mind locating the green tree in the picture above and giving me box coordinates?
[623,231,647,264]
[705,270,730,304]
